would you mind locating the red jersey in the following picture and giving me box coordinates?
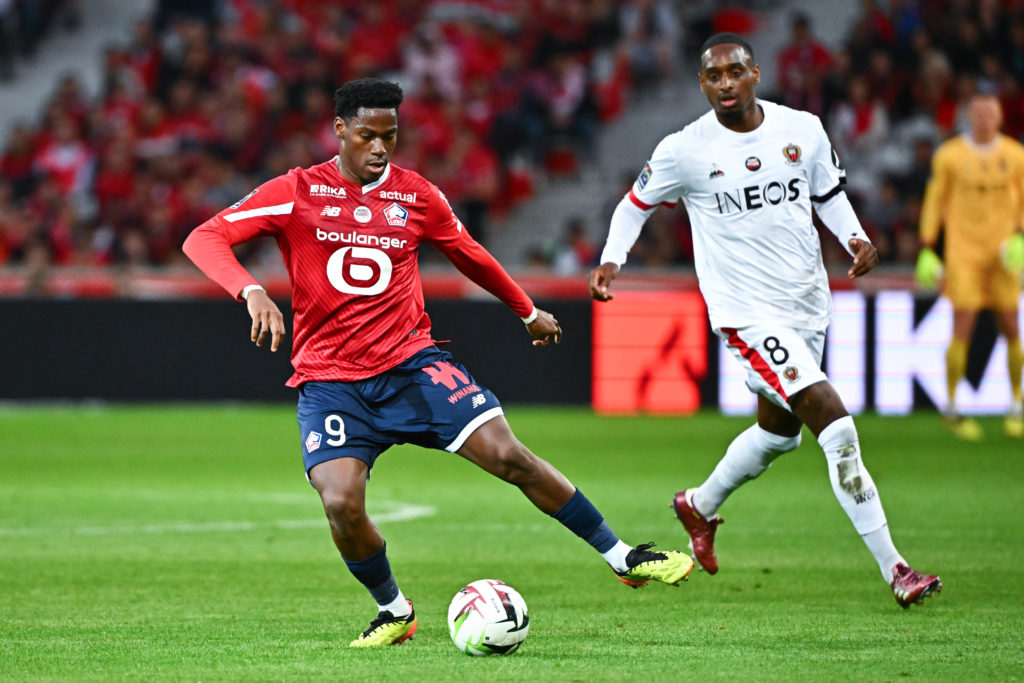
[183,159,534,386]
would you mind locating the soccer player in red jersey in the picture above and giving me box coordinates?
[183,78,693,647]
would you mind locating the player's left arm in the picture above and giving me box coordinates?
[427,188,561,346]
[814,192,877,278]
[1004,145,1024,272]
[807,116,877,278]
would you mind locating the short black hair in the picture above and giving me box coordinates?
[334,78,404,120]
[699,33,755,65]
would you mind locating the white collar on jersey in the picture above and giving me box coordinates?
[330,156,392,193]
[711,98,769,136]
[360,162,392,193]
[964,135,1001,153]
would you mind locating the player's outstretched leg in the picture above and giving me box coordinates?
[817,415,943,608]
[673,423,800,573]
[551,488,693,588]
[458,416,692,588]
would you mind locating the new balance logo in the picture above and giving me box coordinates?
[471,394,487,408]
[320,206,342,217]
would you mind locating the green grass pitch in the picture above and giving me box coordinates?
[1,405,1022,680]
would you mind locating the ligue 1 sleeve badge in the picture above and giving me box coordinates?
[783,143,802,165]
[305,431,322,453]
[229,188,259,209]
[637,162,653,189]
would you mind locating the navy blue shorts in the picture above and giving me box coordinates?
[296,346,503,474]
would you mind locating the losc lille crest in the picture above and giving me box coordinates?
[382,202,409,227]
[782,143,802,165]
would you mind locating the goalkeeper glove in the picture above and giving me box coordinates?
[915,247,943,288]
[1001,232,1024,273]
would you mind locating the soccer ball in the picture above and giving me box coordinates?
[447,579,530,656]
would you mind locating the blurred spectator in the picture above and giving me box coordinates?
[886,0,921,54]
[776,13,833,116]
[619,0,680,94]
[527,47,598,165]
[403,23,462,101]
[895,137,936,201]
[857,177,904,260]
[863,49,911,121]
[424,129,500,245]
[829,75,890,197]
[33,114,94,202]
[551,216,597,275]
[1,124,37,199]
[945,18,983,76]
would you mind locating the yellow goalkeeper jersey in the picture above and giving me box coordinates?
[920,134,1024,265]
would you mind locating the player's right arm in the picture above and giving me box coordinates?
[182,174,296,352]
[590,137,681,301]
[588,197,654,301]
[915,143,951,287]
[919,144,951,250]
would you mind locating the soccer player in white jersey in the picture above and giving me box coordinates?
[589,33,941,608]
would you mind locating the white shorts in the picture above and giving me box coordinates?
[717,325,828,412]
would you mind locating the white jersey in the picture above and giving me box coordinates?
[614,100,849,332]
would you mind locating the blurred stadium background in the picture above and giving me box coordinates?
[0,0,1020,415]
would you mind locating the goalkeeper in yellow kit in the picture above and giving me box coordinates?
[917,94,1024,439]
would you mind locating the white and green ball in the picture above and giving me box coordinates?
[447,579,529,656]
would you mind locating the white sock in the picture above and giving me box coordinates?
[818,416,902,582]
[862,525,905,581]
[694,424,801,518]
[601,540,633,573]
[379,589,410,617]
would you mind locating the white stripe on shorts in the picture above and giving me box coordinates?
[445,406,505,452]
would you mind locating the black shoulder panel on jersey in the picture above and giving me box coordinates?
[810,183,844,204]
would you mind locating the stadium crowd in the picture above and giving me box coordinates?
[1,0,1021,280]
[0,0,682,276]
